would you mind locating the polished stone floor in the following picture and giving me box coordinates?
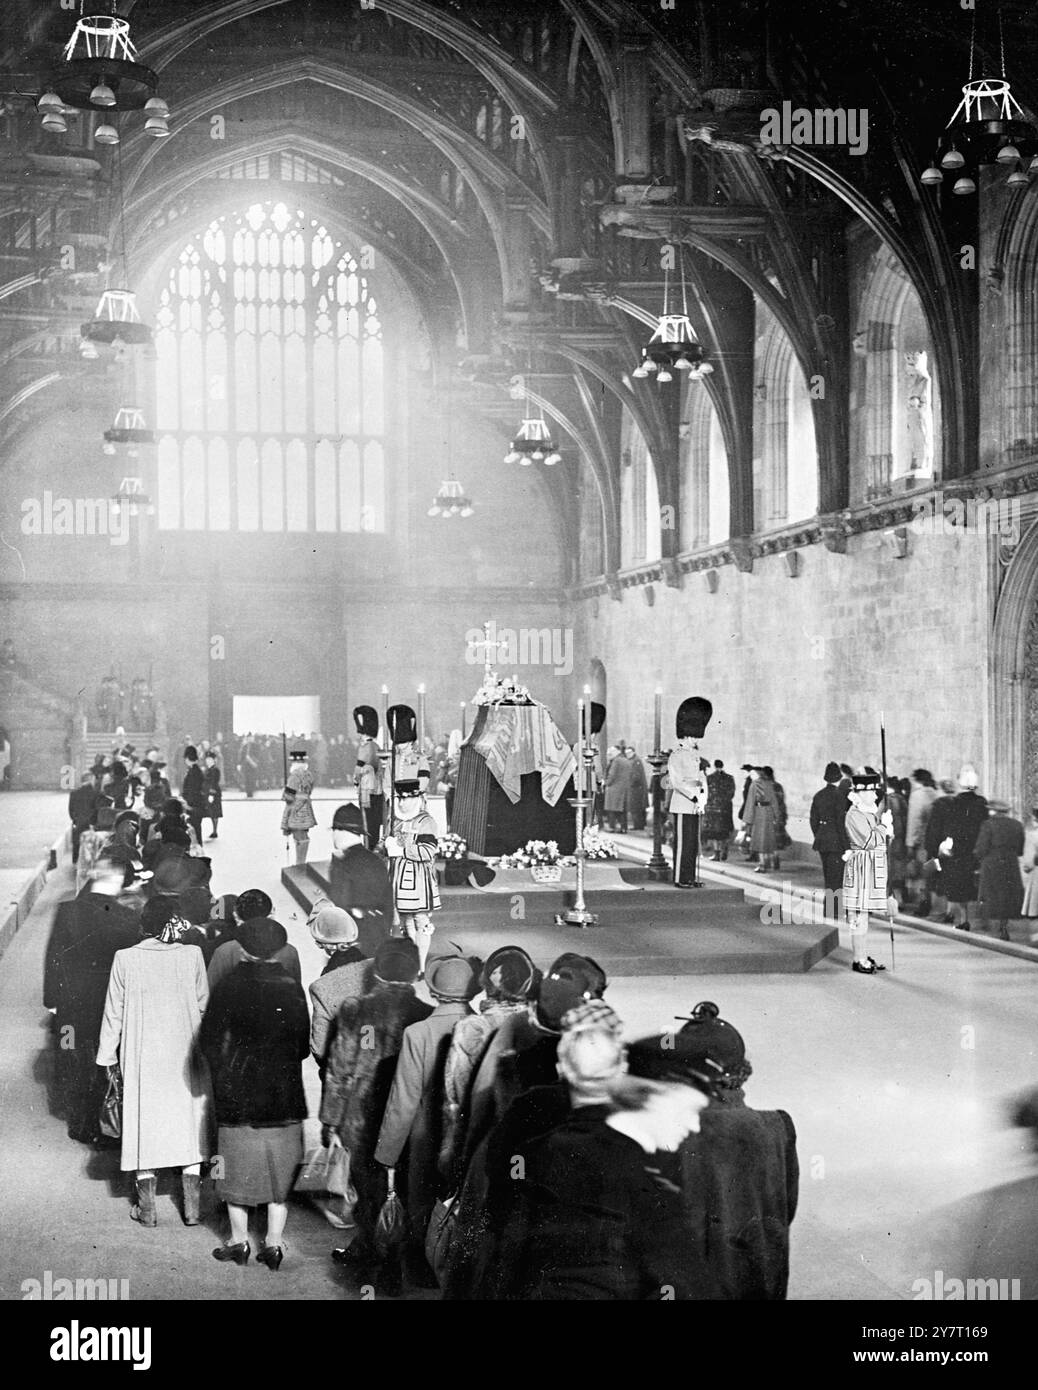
[1,794,1036,1301]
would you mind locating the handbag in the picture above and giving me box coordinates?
[424,1194,458,1287]
[294,1143,353,1199]
[99,1065,122,1140]
[373,1166,409,1258]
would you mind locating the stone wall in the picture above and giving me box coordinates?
[573,526,991,821]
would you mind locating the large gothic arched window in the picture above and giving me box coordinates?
[153,200,385,532]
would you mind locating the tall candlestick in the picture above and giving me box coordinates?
[380,684,389,751]
[654,686,662,751]
[418,683,426,749]
[577,697,585,798]
[460,701,467,740]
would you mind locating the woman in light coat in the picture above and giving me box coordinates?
[745,768,780,872]
[1021,808,1038,919]
[96,896,212,1228]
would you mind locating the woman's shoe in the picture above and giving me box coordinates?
[754,865,767,874]
[852,957,886,975]
[257,1244,284,1271]
[212,1242,250,1265]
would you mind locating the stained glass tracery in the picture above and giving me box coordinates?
[154,200,385,533]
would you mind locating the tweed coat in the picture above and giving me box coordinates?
[308,950,374,1070]
[96,939,212,1171]
[319,983,432,1155]
[603,754,633,812]
[281,765,317,832]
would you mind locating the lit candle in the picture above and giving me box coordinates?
[654,686,662,751]
[460,701,467,740]
[380,684,389,751]
[418,684,426,748]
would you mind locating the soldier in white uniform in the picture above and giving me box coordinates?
[667,697,713,889]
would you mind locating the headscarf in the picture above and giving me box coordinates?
[139,896,192,944]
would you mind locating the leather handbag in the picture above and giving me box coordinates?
[99,1065,122,1140]
[294,1143,353,1199]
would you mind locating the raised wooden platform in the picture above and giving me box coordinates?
[282,860,838,975]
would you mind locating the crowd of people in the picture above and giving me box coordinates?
[809,762,1038,943]
[43,784,800,1300]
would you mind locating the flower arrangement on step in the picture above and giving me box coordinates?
[437,832,469,861]
[581,827,618,860]
[492,838,562,869]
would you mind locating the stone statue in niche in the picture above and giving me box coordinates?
[905,351,934,477]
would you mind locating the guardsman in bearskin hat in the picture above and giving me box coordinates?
[353,705,384,849]
[843,768,894,975]
[667,697,712,889]
[282,748,318,865]
[386,703,430,795]
[384,770,441,978]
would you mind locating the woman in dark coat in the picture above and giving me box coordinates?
[202,752,222,840]
[975,802,1025,941]
[704,761,736,860]
[200,917,310,1269]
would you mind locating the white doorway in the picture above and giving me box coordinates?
[232,696,321,737]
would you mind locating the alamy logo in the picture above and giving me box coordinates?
[20,492,129,547]
[908,492,1020,540]
[912,1270,1020,1301]
[23,1272,130,1300]
[464,619,573,677]
[759,102,869,157]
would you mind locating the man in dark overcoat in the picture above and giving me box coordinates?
[43,856,140,1143]
[321,939,431,1296]
[925,765,988,929]
[810,761,850,908]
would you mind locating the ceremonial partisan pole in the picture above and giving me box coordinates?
[556,697,599,929]
[281,724,289,860]
[880,711,894,971]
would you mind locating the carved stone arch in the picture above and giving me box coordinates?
[989,514,1038,810]
[680,374,728,549]
[853,245,940,500]
[1001,189,1038,455]
[119,131,483,348]
[117,64,540,312]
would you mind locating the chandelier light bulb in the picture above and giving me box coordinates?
[657,369,673,383]
[38,91,64,112]
[674,355,693,372]
[644,358,659,373]
[504,449,521,464]
[544,451,561,466]
[90,82,116,107]
[699,362,714,375]
[94,122,119,145]
[42,112,68,134]
[518,455,533,466]
[427,503,442,516]
[460,503,474,517]
[952,175,976,195]
[144,116,169,138]
[1007,167,1030,187]
[632,363,650,379]
[531,448,544,460]
[940,148,965,170]
[996,143,1020,164]
[144,97,170,118]
[920,164,944,185]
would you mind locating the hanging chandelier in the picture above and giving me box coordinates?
[110,477,154,517]
[103,407,154,457]
[633,248,713,383]
[81,289,152,351]
[428,479,474,517]
[37,3,171,140]
[504,415,562,466]
[920,7,1037,193]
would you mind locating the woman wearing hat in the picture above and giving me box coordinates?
[202,750,223,840]
[200,918,310,1269]
[627,1003,799,1300]
[307,898,374,1074]
[842,769,895,974]
[95,897,213,1228]
[974,800,1025,941]
[281,749,317,865]
[375,948,481,1285]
